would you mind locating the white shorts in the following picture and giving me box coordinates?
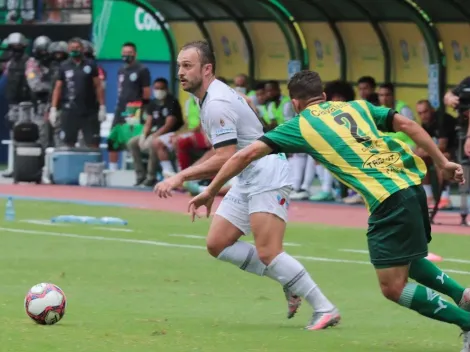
[215,185,292,235]
[158,132,175,151]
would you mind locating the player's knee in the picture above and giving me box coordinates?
[206,237,224,258]
[256,245,280,266]
[379,280,407,302]
[151,137,163,151]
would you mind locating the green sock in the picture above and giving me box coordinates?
[399,282,470,330]
[409,258,465,304]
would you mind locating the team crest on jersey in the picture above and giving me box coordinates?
[83,65,91,74]
[130,72,137,81]
[162,107,169,116]
[277,195,289,209]
[220,118,225,127]
[65,70,74,78]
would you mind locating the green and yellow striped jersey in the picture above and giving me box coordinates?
[261,100,427,213]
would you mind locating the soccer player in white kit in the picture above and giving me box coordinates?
[155,41,340,329]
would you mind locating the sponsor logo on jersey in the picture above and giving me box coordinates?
[215,127,235,137]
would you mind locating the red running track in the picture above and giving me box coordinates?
[0,184,468,235]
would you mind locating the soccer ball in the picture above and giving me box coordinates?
[24,283,67,325]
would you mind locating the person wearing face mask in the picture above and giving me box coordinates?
[49,37,105,149]
[2,32,30,178]
[127,78,183,187]
[108,42,151,171]
[25,36,53,149]
[233,73,257,105]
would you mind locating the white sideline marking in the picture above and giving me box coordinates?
[20,219,67,226]
[94,227,134,233]
[169,234,302,247]
[2,228,470,275]
[340,248,470,265]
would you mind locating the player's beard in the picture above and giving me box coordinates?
[183,76,203,94]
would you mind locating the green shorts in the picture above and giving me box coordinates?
[367,185,431,269]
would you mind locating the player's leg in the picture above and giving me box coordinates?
[208,187,265,275]
[127,136,146,185]
[60,111,80,148]
[153,133,176,177]
[408,185,468,307]
[289,153,309,200]
[249,186,339,328]
[368,186,470,345]
[81,114,100,148]
[210,187,302,319]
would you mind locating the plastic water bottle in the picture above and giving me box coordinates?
[5,197,15,221]
[99,217,128,226]
[51,215,100,224]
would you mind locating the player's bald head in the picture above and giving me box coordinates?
[288,70,323,100]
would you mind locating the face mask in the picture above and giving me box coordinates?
[154,89,167,100]
[122,55,134,64]
[69,50,82,58]
[234,86,247,95]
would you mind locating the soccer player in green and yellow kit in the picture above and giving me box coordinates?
[188,70,470,349]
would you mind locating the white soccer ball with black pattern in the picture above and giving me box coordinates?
[24,283,67,325]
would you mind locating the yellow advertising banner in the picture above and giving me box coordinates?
[437,24,470,86]
[205,21,248,80]
[246,22,289,80]
[381,23,428,84]
[169,22,204,108]
[300,22,340,82]
[337,22,383,82]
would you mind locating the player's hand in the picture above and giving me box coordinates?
[49,107,57,126]
[154,174,184,198]
[98,105,107,122]
[465,137,470,157]
[188,190,215,222]
[440,161,466,185]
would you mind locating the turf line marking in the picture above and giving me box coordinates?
[339,249,470,265]
[20,219,67,226]
[2,227,469,275]
[169,234,302,247]
[94,227,134,233]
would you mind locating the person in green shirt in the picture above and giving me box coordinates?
[189,70,470,351]
[265,80,294,130]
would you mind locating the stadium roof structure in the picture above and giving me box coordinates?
[121,0,469,108]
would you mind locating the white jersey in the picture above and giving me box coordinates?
[199,79,291,195]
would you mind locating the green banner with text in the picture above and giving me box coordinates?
[92,0,170,61]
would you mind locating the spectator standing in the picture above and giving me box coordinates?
[2,32,30,178]
[127,78,183,187]
[108,42,151,171]
[416,99,457,209]
[233,73,257,105]
[49,38,105,148]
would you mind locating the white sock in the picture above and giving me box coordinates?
[217,241,267,276]
[109,162,118,171]
[266,252,335,312]
[442,185,451,199]
[301,156,316,191]
[289,153,307,191]
[423,184,433,198]
[321,170,334,193]
[161,160,175,173]
[316,165,324,181]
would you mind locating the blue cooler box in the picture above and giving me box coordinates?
[52,148,102,185]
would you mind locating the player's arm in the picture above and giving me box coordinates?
[393,114,448,168]
[178,101,238,181]
[205,141,273,196]
[51,67,64,109]
[140,67,151,101]
[91,64,105,106]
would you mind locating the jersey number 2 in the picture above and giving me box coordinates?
[334,113,371,143]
